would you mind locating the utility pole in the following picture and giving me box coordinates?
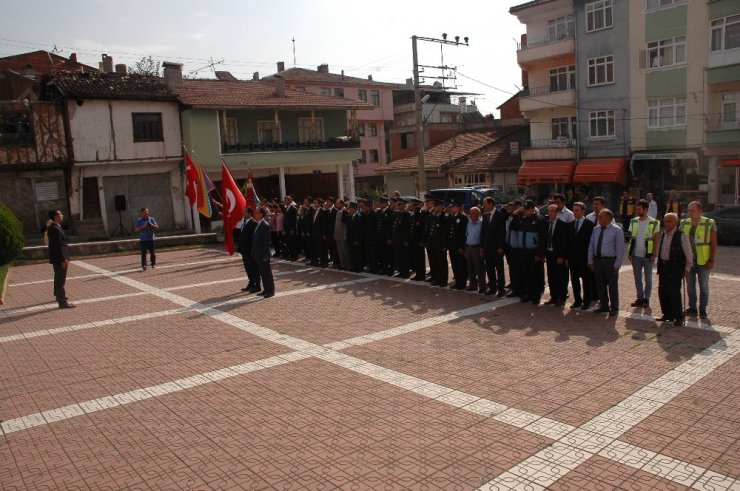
[411,34,469,198]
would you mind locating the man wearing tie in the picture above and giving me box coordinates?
[237,207,260,293]
[567,202,595,309]
[588,209,625,316]
[544,204,569,306]
[481,197,507,296]
[252,206,275,298]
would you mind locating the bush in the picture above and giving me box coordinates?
[0,203,24,265]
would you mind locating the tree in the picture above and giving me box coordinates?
[131,56,161,76]
[0,203,24,265]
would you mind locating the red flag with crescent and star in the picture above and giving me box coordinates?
[221,161,246,255]
[244,168,260,210]
[184,152,198,208]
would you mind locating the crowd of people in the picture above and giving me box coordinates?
[230,192,718,327]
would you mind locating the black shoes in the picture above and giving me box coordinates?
[257,291,275,298]
[655,316,673,322]
[571,301,583,309]
[608,309,619,317]
[593,307,610,313]
[59,303,76,309]
[581,303,591,310]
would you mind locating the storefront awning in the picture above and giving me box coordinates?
[517,161,576,185]
[573,158,627,186]
[629,151,699,174]
[721,159,740,167]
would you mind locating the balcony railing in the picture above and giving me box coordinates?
[523,85,575,96]
[520,137,576,149]
[517,30,575,50]
[222,137,360,154]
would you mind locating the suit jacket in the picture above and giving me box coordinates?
[545,219,569,259]
[237,219,258,256]
[47,222,70,264]
[347,211,365,244]
[481,209,507,251]
[378,207,393,241]
[283,204,298,234]
[567,218,595,263]
[252,220,272,260]
[311,208,329,238]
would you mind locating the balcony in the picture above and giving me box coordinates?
[706,118,740,147]
[519,86,576,113]
[222,137,360,154]
[516,31,575,66]
[520,138,576,161]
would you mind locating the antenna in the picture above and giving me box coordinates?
[292,37,296,67]
[188,57,225,77]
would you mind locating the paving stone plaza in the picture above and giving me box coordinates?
[1,247,738,490]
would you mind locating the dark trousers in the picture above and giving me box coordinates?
[257,257,275,293]
[271,231,281,257]
[449,247,467,288]
[658,267,683,322]
[242,253,260,289]
[393,241,409,277]
[379,240,393,274]
[546,252,568,301]
[52,262,68,304]
[140,240,156,267]
[425,244,435,279]
[286,231,299,259]
[365,239,379,273]
[569,259,594,305]
[411,243,426,279]
[311,236,328,265]
[485,248,505,292]
[350,241,365,273]
[465,245,486,291]
[430,245,448,285]
[521,251,544,301]
[593,256,619,311]
[507,248,524,296]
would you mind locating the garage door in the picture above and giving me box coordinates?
[104,173,174,234]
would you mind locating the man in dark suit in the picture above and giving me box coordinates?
[252,206,275,298]
[544,204,570,306]
[237,207,260,293]
[567,202,595,309]
[377,197,394,275]
[656,213,693,326]
[282,196,299,260]
[310,198,329,267]
[47,209,74,308]
[481,197,507,296]
[346,201,365,273]
[391,198,410,278]
[446,201,469,290]
[363,200,379,273]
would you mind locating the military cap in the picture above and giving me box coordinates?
[523,200,536,209]
[409,197,423,204]
[434,199,446,207]
[396,197,407,203]
[423,194,436,201]
[378,197,389,202]
[326,196,335,203]
[450,201,462,208]
[348,201,359,208]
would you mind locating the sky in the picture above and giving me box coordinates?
[0,0,526,116]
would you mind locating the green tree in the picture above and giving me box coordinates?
[0,203,24,265]
[131,56,161,76]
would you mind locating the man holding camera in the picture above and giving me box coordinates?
[135,208,159,271]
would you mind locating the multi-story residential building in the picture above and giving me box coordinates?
[629,0,708,207]
[704,0,740,206]
[170,63,371,204]
[46,59,186,237]
[264,63,396,193]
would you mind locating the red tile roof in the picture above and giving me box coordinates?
[0,50,98,74]
[173,78,375,110]
[48,71,177,101]
[266,68,400,88]
[383,127,526,173]
[443,126,528,173]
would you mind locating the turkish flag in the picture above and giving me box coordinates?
[184,153,198,208]
[221,161,246,255]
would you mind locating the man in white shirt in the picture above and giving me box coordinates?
[628,200,660,308]
[646,193,658,219]
[554,193,575,223]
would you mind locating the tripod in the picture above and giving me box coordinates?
[110,210,130,237]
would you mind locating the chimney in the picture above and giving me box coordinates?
[162,61,184,88]
[317,64,329,73]
[341,70,344,78]
[277,61,285,73]
[115,64,127,75]
[368,75,373,81]
[252,72,260,81]
[69,53,77,63]
[215,71,238,81]
[458,97,467,113]
[274,75,285,97]
[101,54,114,73]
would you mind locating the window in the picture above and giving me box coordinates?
[711,15,740,52]
[368,123,378,137]
[400,132,414,149]
[356,123,365,136]
[360,150,367,163]
[257,121,280,145]
[369,149,379,163]
[721,93,737,128]
[586,1,612,32]
[647,0,687,10]
[358,89,367,102]
[548,15,574,41]
[293,86,306,92]
[298,118,324,143]
[439,113,454,123]
[647,36,685,68]
[334,87,344,97]
[549,65,576,92]
[465,174,486,185]
[589,110,615,138]
[647,97,686,128]
[587,55,614,86]
[321,87,331,96]
[551,116,577,140]
[132,113,163,142]
[0,111,33,146]
[370,90,380,106]
[224,117,238,145]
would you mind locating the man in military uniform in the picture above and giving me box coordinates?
[346,201,365,273]
[391,198,411,278]
[377,197,394,275]
[421,195,436,282]
[505,200,524,298]
[429,200,449,287]
[408,198,426,281]
[446,201,469,290]
[363,200,379,273]
[514,200,547,305]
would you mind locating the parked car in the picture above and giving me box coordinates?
[427,187,501,208]
[703,206,740,245]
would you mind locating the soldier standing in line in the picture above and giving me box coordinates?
[429,200,449,287]
[377,197,394,275]
[515,200,547,305]
[446,201,469,290]
[391,198,411,278]
[408,198,426,281]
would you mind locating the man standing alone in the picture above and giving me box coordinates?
[135,208,159,271]
[47,210,74,309]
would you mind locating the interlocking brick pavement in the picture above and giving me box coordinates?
[1,246,738,490]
